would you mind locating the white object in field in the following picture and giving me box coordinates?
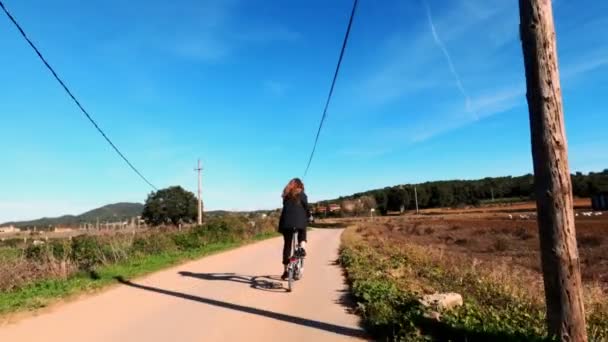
[420,293,463,311]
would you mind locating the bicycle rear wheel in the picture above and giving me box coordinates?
[287,266,294,292]
[294,258,303,280]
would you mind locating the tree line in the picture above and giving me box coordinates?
[315,170,608,215]
[140,171,608,222]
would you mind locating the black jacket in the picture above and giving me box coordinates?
[278,192,311,231]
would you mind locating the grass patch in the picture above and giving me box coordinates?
[340,225,607,341]
[0,247,20,261]
[0,231,277,317]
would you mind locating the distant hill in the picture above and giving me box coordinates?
[79,203,144,222]
[2,202,144,228]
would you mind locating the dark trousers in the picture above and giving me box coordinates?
[281,228,307,265]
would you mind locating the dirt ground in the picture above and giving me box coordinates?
[334,200,608,289]
[405,198,592,216]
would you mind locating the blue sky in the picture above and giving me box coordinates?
[1,0,607,222]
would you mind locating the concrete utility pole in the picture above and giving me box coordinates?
[194,159,203,225]
[519,0,587,340]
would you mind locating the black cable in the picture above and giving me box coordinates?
[303,0,359,177]
[0,1,157,190]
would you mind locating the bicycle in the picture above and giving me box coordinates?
[285,228,305,292]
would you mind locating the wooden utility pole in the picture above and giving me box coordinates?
[194,159,203,225]
[519,0,587,340]
[414,186,419,214]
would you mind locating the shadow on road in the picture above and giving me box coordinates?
[335,289,358,315]
[178,272,285,292]
[115,276,366,339]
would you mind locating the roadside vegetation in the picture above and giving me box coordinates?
[0,215,277,317]
[339,221,608,341]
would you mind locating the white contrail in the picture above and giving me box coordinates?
[423,0,474,114]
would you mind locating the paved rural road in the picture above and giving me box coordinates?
[0,229,367,341]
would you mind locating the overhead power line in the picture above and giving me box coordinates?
[303,0,359,177]
[0,1,157,190]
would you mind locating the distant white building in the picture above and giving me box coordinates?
[0,225,20,234]
[54,227,75,233]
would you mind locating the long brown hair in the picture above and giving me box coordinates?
[282,178,304,200]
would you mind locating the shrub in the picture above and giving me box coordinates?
[514,227,534,241]
[5,240,76,291]
[455,239,468,246]
[24,241,70,262]
[131,233,177,256]
[202,216,243,243]
[24,244,47,261]
[353,279,402,325]
[71,235,102,270]
[579,235,603,248]
[99,234,133,264]
[0,259,47,291]
[50,239,72,260]
[172,232,203,251]
[492,236,509,252]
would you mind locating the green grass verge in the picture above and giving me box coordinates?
[0,231,277,317]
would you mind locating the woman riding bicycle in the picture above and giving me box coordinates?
[278,178,311,280]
